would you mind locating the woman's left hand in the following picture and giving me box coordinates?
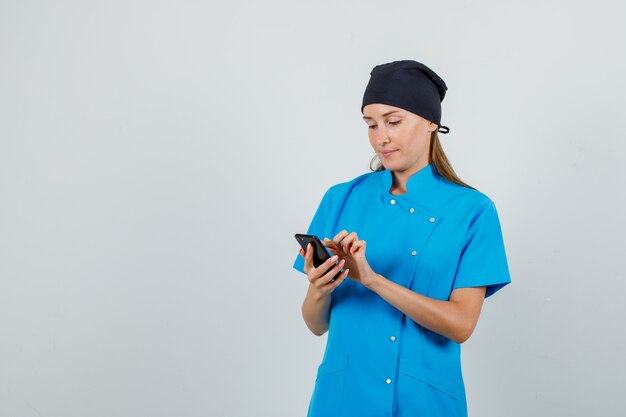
[322,230,378,287]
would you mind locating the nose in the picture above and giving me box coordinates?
[375,125,390,146]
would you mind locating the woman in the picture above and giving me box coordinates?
[293,60,511,417]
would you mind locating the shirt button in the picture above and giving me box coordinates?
[390,199,396,205]
[429,217,436,223]
[386,378,392,384]
[411,250,417,256]
[390,336,396,342]
[409,208,415,214]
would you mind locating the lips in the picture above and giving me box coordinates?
[380,149,398,158]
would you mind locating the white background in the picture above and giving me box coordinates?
[1,1,625,416]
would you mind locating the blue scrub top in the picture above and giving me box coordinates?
[293,163,511,417]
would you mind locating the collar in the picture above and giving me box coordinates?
[380,163,440,196]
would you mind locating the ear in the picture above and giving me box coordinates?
[427,121,438,132]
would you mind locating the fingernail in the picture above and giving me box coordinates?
[330,255,338,262]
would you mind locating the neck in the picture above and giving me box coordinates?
[390,161,429,195]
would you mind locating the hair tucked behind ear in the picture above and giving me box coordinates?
[369,131,474,189]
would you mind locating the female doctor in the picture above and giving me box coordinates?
[293,60,511,417]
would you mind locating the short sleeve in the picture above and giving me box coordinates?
[292,188,333,274]
[452,198,511,298]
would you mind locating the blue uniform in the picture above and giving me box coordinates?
[293,163,511,417]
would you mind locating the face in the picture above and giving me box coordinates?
[362,103,437,175]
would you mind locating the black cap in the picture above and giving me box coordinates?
[361,60,449,134]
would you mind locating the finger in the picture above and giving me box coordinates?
[309,254,339,282]
[322,239,339,254]
[332,230,349,243]
[321,238,344,259]
[311,260,341,287]
[323,259,346,285]
[340,231,357,246]
[350,240,366,254]
[316,259,345,287]
[324,268,349,292]
[298,248,305,258]
[342,232,358,252]
[322,237,336,248]
[304,243,314,268]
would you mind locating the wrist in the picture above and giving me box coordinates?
[308,283,331,301]
[363,272,385,291]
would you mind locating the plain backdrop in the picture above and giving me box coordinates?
[1,1,625,416]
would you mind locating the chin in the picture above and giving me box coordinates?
[380,161,401,171]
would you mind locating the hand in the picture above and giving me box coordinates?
[322,230,378,287]
[299,243,349,296]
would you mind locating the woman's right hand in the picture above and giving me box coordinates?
[299,243,349,295]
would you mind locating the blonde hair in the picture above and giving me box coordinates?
[369,131,474,189]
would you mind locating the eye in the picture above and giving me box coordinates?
[367,124,376,130]
[388,120,401,126]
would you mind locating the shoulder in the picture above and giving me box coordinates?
[325,170,383,199]
[434,175,498,216]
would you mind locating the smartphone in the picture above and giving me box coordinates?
[294,233,341,281]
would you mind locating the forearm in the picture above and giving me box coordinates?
[301,284,332,336]
[366,274,485,343]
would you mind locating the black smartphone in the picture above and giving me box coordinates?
[294,233,341,281]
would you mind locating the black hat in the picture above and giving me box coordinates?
[361,60,449,134]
